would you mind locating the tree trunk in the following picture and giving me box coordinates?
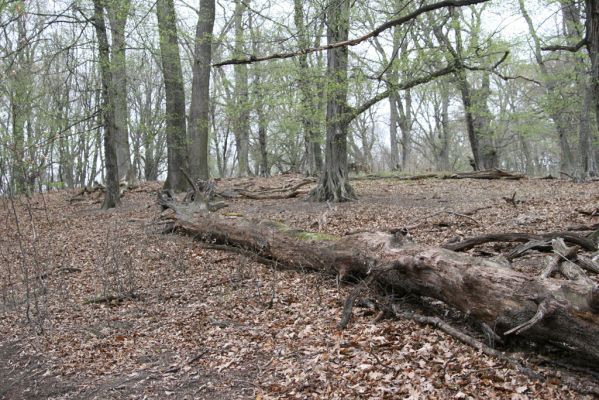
[233,0,251,177]
[585,0,599,133]
[189,0,215,181]
[160,204,599,367]
[309,0,356,201]
[584,0,599,175]
[107,0,134,183]
[389,92,400,170]
[437,82,451,171]
[10,10,30,194]
[579,78,597,177]
[157,0,188,192]
[93,0,120,209]
[397,89,412,170]
[474,72,498,169]
[294,0,323,176]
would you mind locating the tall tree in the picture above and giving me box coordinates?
[309,0,356,201]
[10,4,31,193]
[188,0,215,181]
[107,0,134,182]
[92,0,121,209]
[157,0,188,191]
[519,0,575,174]
[582,0,599,176]
[294,0,323,175]
[233,0,251,176]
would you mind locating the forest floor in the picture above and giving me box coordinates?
[1,174,599,399]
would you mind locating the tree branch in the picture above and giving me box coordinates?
[345,62,458,123]
[541,38,587,52]
[213,0,491,67]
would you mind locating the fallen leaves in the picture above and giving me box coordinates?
[0,177,598,398]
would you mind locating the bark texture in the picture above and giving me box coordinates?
[157,0,188,192]
[309,0,356,201]
[160,205,599,367]
[189,0,215,181]
[93,0,121,209]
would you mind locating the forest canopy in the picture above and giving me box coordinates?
[0,0,598,202]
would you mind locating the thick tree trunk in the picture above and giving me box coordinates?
[309,0,356,201]
[585,0,599,135]
[579,79,597,177]
[189,0,215,181]
[160,206,599,367]
[157,0,188,192]
[107,0,134,183]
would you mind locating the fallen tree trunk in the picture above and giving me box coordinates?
[159,201,599,367]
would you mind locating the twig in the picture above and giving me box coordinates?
[164,350,208,374]
[403,311,542,380]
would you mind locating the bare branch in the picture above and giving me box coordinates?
[213,0,492,67]
[541,39,586,52]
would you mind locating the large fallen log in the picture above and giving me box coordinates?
[159,200,599,367]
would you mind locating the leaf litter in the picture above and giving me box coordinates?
[1,176,598,399]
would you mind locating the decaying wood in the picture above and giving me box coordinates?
[349,169,523,182]
[507,240,551,260]
[576,207,599,216]
[561,261,595,286]
[159,200,599,367]
[443,231,596,252]
[218,178,316,199]
[577,255,599,274]
[446,169,524,180]
[540,239,579,278]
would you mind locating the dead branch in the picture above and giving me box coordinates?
[402,312,542,380]
[540,239,579,278]
[446,169,524,180]
[444,232,596,252]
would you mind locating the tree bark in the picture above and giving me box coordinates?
[93,0,121,209]
[157,0,188,192]
[189,0,215,181]
[233,0,251,177]
[586,0,599,132]
[107,0,134,183]
[309,0,356,201]
[160,205,599,367]
[294,0,323,176]
[10,9,30,194]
